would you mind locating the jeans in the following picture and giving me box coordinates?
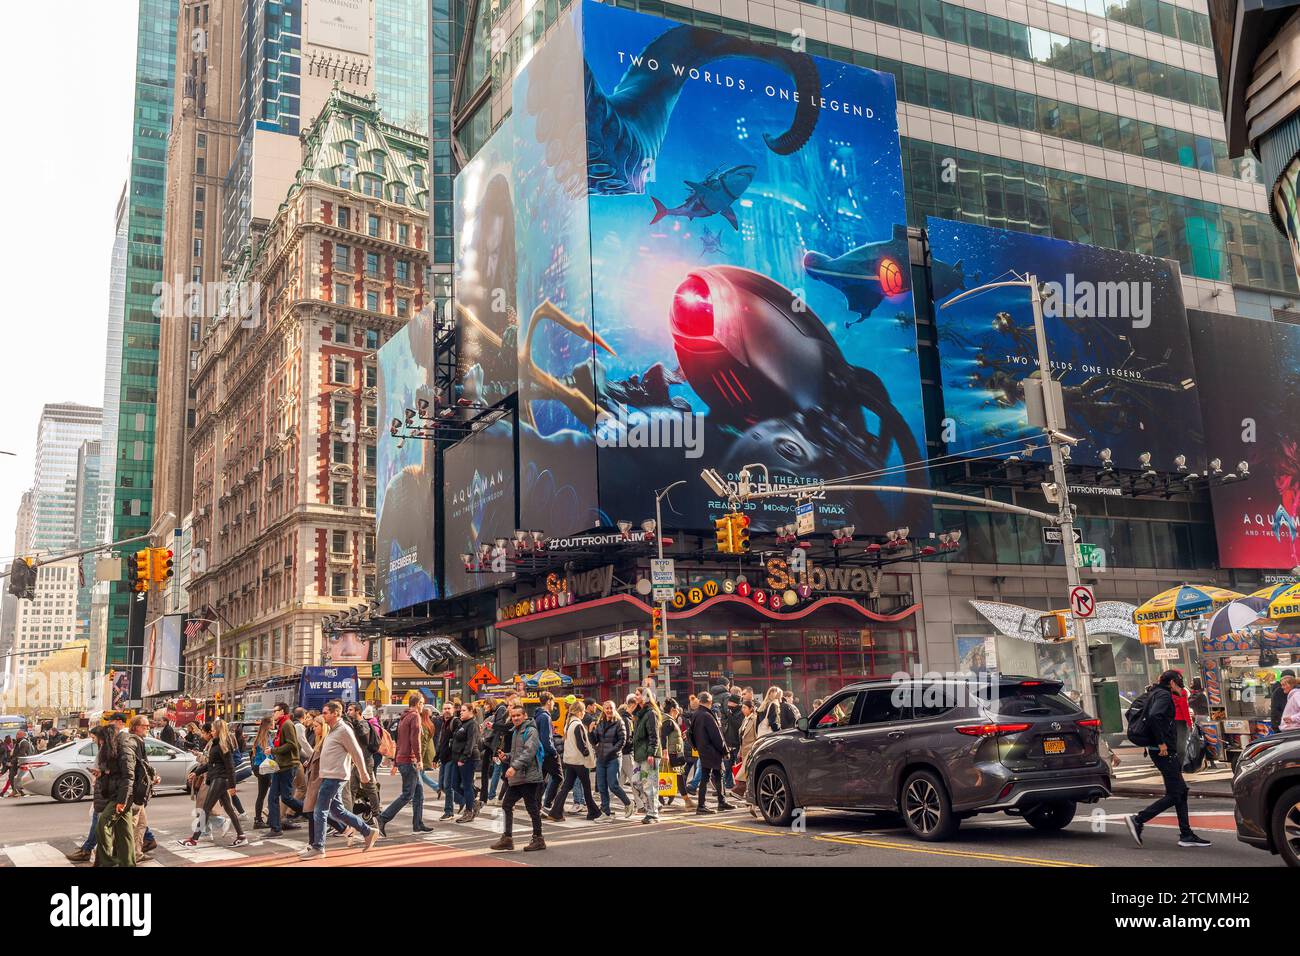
[456,760,478,814]
[1134,751,1192,836]
[630,758,660,819]
[688,760,703,793]
[487,759,506,800]
[596,758,630,814]
[541,752,562,807]
[724,750,736,789]
[620,754,637,806]
[380,762,424,830]
[500,782,543,839]
[268,767,302,831]
[440,761,462,814]
[312,778,373,850]
[573,775,586,807]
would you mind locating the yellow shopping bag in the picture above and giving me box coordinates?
[658,769,679,796]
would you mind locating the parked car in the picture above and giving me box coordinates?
[18,736,199,803]
[1232,730,1300,867]
[743,675,1111,841]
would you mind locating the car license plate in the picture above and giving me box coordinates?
[1043,737,1066,755]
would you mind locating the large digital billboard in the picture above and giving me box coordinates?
[141,614,182,698]
[501,0,928,534]
[927,218,1204,471]
[376,311,438,612]
[1190,311,1300,569]
[442,419,517,597]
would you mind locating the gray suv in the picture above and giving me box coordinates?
[744,675,1111,840]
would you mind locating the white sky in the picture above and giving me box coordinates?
[0,2,139,558]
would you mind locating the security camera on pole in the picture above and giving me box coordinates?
[941,274,1097,717]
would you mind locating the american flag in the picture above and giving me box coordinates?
[184,608,214,640]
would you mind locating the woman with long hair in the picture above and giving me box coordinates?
[659,699,693,810]
[177,720,247,848]
[250,716,274,828]
[757,686,784,737]
[418,704,440,793]
[545,701,601,822]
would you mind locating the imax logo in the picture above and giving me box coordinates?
[50,886,151,937]
[1041,274,1151,329]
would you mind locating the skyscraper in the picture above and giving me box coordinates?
[105,0,179,663]
[452,0,1296,315]
[30,404,103,556]
[72,440,103,639]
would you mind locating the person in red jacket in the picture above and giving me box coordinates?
[1172,669,1194,762]
[375,696,432,836]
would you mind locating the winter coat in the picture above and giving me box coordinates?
[593,716,626,765]
[735,713,758,782]
[505,718,544,786]
[690,708,728,769]
[450,717,480,763]
[269,716,301,769]
[1144,684,1179,753]
[632,706,662,763]
[562,717,596,769]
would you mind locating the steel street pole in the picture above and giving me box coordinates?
[1026,275,1097,717]
[655,481,686,695]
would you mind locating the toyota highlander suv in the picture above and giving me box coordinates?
[1232,730,1300,867]
[743,675,1111,840]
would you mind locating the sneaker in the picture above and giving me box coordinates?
[623,801,635,819]
[489,835,514,851]
[297,846,325,859]
[718,802,736,811]
[546,811,566,823]
[695,805,715,815]
[440,811,455,821]
[1124,815,1144,847]
[523,836,547,852]
[230,836,249,848]
[641,815,657,825]
[364,829,380,851]
[176,838,200,847]
[1178,833,1213,848]
[253,818,267,829]
[65,848,92,863]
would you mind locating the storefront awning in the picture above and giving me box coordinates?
[493,593,920,641]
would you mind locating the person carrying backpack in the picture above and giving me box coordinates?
[490,705,547,852]
[1124,670,1212,849]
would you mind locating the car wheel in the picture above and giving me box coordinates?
[901,769,959,841]
[1024,799,1077,832]
[52,772,89,803]
[755,764,794,827]
[1271,783,1300,868]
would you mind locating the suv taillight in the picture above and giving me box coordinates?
[955,723,1032,737]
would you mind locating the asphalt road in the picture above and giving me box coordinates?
[0,784,1279,869]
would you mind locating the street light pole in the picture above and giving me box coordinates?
[1025,275,1097,717]
[654,481,686,696]
[939,275,1097,717]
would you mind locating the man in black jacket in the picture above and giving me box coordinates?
[435,702,462,820]
[1272,669,1296,731]
[690,692,733,814]
[1126,671,1211,848]
[721,696,744,791]
[6,730,33,797]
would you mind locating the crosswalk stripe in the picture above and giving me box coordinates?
[2,842,74,867]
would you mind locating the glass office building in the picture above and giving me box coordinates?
[107,0,178,660]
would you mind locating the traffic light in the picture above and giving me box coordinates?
[714,516,734,554]
[731,513,751,553]
[206,658,215,676]
[150,547,175,587]
[7,557,35,600]
[131,551,151,592]
[648,635,660,671]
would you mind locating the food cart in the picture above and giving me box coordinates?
[1198,627,1300,761]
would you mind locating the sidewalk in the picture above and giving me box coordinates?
[1109,745,1234,799]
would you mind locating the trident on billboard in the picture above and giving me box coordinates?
[520,299,617,429]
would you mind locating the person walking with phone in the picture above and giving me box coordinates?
[489,704,547,852]
[1125,670,1212,849]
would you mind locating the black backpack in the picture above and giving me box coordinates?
[1125,690,1155,746]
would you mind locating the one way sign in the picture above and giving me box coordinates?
[1042,526,1083,546]
[1069,585,1096,619]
